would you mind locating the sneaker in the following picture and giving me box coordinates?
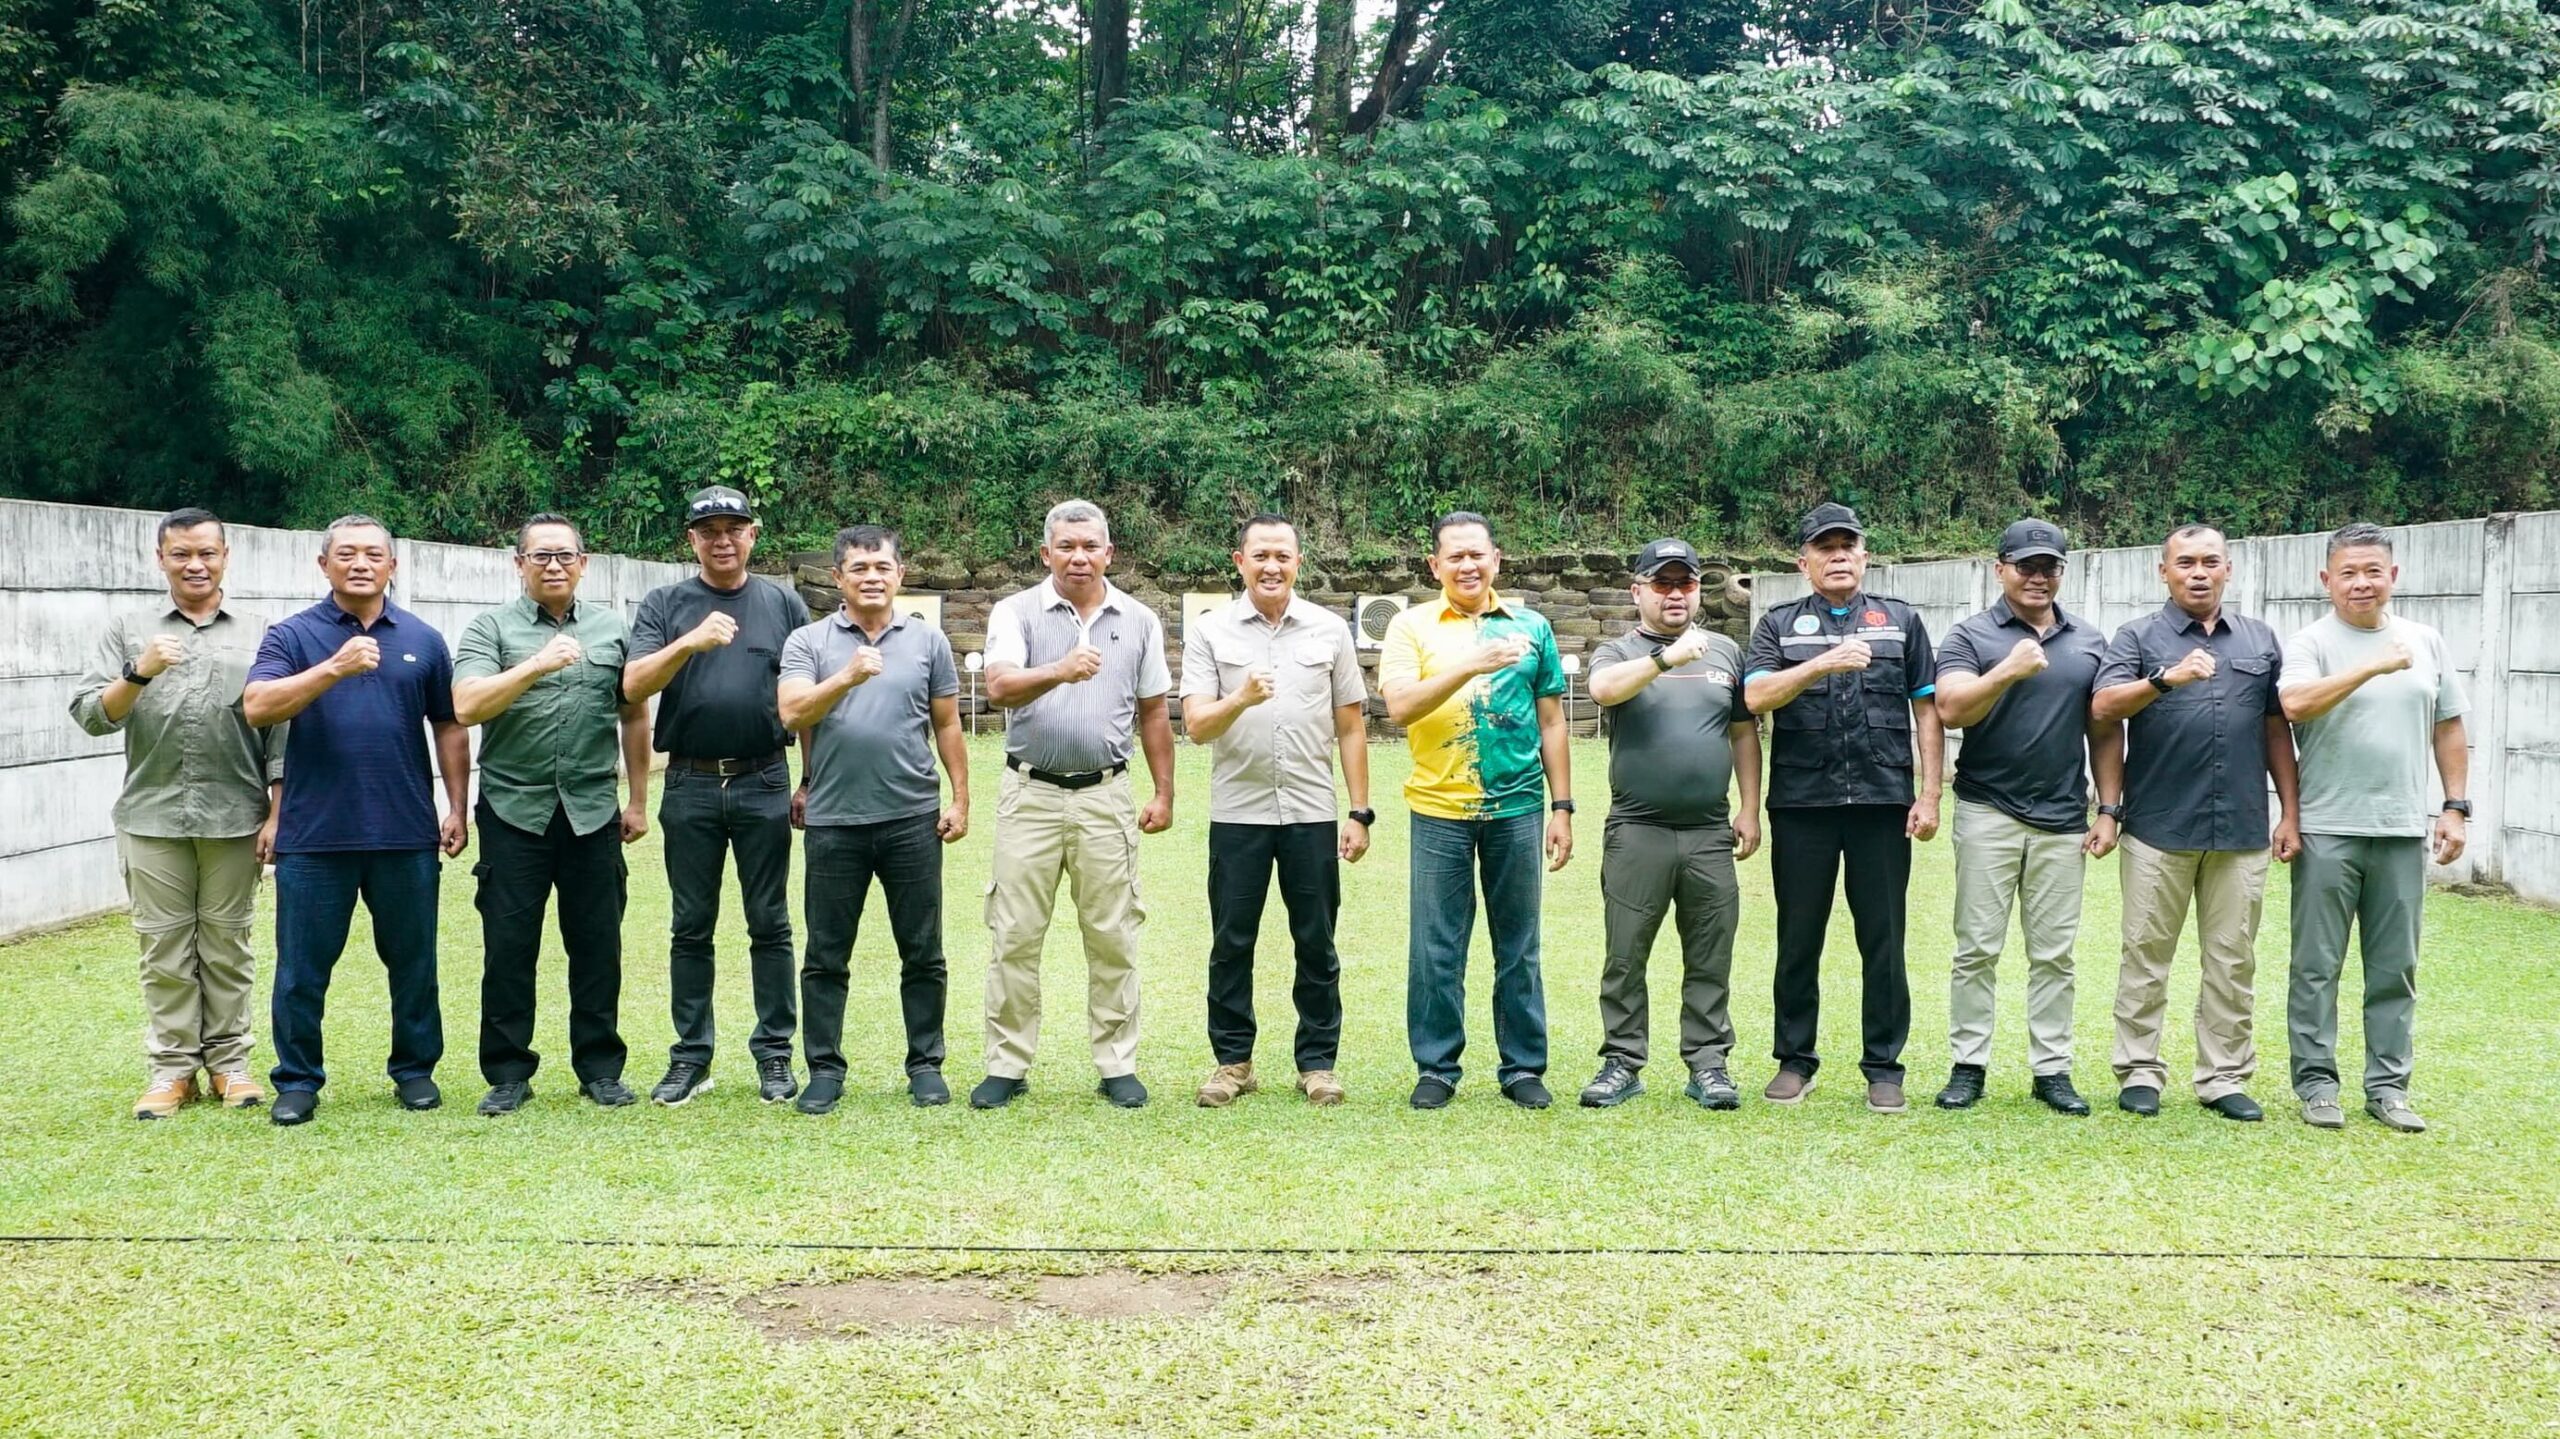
[1683,1068,1741,1111]
[1866,1080,1909,1114]
[207,1070,265,1109]
[270,1089,318,1126]
[2030,1073,2091,1117]
[2365,1095,2427,1133]
[1764,1070,1815,1105]
[1934,1064,1986,1110]
[1503,1076,1553,1110]
[1409,1075,1456,1110]
[757,1056,799,1103]
[651,1061,714,1106]
[2203,1093,2264,1122]
[2117,1084,2161,1116]
[1196,1062,1258,1108]
[582,1077,637,1108]
[1578,1060,1643,1108]
[909,1069,951,1107]
[2301,1097,2346,1129]
[1097,1074,1150,1108]
[395,1077,443,1111]
[969,1075,1027,1109]
[134,1074,198,1120]
[477,1080,532,1116]
[795,1072,844,1116]
[1297,1070,1345,1106]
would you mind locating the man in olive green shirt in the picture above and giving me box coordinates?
[71,508,286,1120]
[452,514,653,1114]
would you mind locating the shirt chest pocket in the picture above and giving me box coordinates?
[1291,642,1336,704]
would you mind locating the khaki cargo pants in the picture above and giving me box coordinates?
[2111,834,2270,1102]
[118,832,262,1084]
[983,767,1146,1080]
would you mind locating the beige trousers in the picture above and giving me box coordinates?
[1947,800,2086,1074]
[118,832,262,1084]
[2111,834,2270,1101]
[983,767,1146,1079]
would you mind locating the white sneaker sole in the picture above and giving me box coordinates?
[653,1076,714,1107]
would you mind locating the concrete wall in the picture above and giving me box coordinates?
[1751,513,2560,904]
[1,499,689,939]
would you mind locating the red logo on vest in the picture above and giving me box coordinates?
[1862,610,1887,626]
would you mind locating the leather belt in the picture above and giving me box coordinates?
[674,752,782,777]
[1006,755,1126,790]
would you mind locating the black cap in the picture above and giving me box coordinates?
[685,485,755,527]
[1632,538,1702,578]
[1796,502,1864,546]
[1997,518,2068,562]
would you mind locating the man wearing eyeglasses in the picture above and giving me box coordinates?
[451,514,653,1115]
[1928,520,2123,1117]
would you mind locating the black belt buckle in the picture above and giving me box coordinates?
[1007,755,1124,790]
[684,753,776,778]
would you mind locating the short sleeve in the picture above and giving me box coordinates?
[421,632,456,725]
[1744,610,1784,683]
[1135,613,1171,701]
[1904,610,1938,698]
[777,624,820,684]
[1178,621,1220,701]
[1377,610,1422,693]
[1934,619,1983,679]
[1330,624,1367,709]
[928,632,960,699]
[2258,631,2285,716]
[2095,622,2147,690]
[1530,620,1565,700]
[453,612,505,684]
[249,621,298,684]
[1712,636,1753,726]
[984,596,1029,670]
[783,585,812,627]
[2278,627,2321,693]
[629,589,671,660]
[2431,630,2467,722]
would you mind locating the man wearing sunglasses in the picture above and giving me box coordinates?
[1929,520,2123,1117]
[451,514,653,1115]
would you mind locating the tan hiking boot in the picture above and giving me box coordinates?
[134,1073,199,1120]
[1297,1070,1345,1106]
[208,1070,266,1109]
[1195,1062,1258,1107]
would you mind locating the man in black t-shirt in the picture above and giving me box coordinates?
[623,486,812,1107]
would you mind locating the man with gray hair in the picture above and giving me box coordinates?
[971,499,1177,1109]
[2277,522,2470,1133]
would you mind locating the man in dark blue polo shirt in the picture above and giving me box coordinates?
[245,515,471,1126]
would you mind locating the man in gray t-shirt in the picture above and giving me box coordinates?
[777,526,968,1113]
[1576,539,1763,1112]
[2276,523,2471,1135]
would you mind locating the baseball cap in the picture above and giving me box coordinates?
[1632,538,1702,578]
[685,485,755,527]
[1997,518,2068,562]
[1796,502,1864,546]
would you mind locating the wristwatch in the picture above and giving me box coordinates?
[1651,651,1675,673]
[1551,799,1577,815]
[2097,803,2126,820]
[2442,798,2473,817]
[122,661,154,687]
[1347,808,1377,826]
[2144,668,2173,695]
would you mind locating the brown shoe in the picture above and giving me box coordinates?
[1866,1080,1909,1114]
[1763,1070,1815,1105]
[1195,1062,1258,1108]
[134,1074,199,1120]
[1297,1070,1345,1106]
[208,1070,266,1109]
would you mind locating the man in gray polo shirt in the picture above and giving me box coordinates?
[778,525,968,1115]
[972,498,1177,1110]
[1179,512,1373,1109]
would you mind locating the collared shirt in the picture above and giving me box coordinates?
[1179,593,1368,825]
[1745,591,1938,810]
[249,598,456,853]
[984,578,1171,774]
[1377,591,1565,821]
[70,601,285,840]
[2281,613,2467,838]
[629,575,809,760]
[2096,602,2285,853]
[454,595,630,837]
[1591,628,1747,831]
[1935,599,2107,833]
[779,608,959,826]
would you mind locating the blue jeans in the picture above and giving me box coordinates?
[1408,810,1548,1087]
[269,849,445,1093]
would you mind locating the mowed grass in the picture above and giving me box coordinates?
[3,736,2556,1436]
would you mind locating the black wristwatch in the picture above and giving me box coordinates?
[1551,799,1576,815]
[2144,668,2173,695]
[122,661,154,687]
[1347,808,1377,826]
[2441,798,2472,817]
[2097,803,2126,820]
[1651,650,1675,674]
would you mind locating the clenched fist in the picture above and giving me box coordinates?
[1055,644,1105,683]
[1818,638,1873,674]
[841,645,885,685]
[1471,636,1532,677]
[686,611,740,653]
[329,636,381,678]
[134,634,188,679]
[2004,637,2050,677]
[1659,628,1711,670]
[2368,640,2413,677]
[2163,647,2216,687]
[532,634,584,674]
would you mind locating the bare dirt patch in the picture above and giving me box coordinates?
[734,1271,1232,1340]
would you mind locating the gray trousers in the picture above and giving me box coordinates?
[1947,799,2085,1075]
[2288,833,2425,1102]
[1597,817,1740,1074]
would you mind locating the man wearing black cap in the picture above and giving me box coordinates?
[1928,519,2123,1116]
[1743,502,1943,1114]
[1579,539,1762,1111]
[623,485,812,1107]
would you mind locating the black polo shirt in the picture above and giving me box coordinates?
[629,575,810,760]
[1936,599,2107,833]
[2096,603,2285,853]
[1745,591,1937,810]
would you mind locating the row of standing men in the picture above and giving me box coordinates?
[77,492,2467,1131]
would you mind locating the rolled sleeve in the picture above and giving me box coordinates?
[69,621,129,736]
[261,720,289,783]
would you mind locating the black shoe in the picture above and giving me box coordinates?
[1578,1060,1643,1108]
[1409,1076,1456,1110]
[795,1072,844,1115]
[2117,1084,2161,1116]
[395,1077,442,1111]
[909,1069,951,1107]
[969,1075,1027,1109]
[651,1061,713,1106]
[477,1080,532,1116]
[757,1056,799,1103]
[582,1077,636,1108]
[2204,1092,2264,1122]
[1935,1063,1987,1110]
[1503,1076,1553,1110]
[2031,1073,2091,1116]
[270,1090,318,1127]
[1683,1068,1741,1111]
[1097,1074,1149,1108]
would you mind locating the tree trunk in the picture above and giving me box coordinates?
[870,0,921,170]
[1346,0,1431,136]
[1091,0,1131,139]
[1309,0,1353,148]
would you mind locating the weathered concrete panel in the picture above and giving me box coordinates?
[0,839,126,941]
[0,674,122,769]
[2512,512,2560,594]
[0,754,124,859]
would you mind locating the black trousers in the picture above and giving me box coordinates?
[660,761,798,1068]
[800,813,947,1078]
[475,801,628,1086]
[1206,820,1344,1071]
[1769,804,1912,1084]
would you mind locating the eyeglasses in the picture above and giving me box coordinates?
[520,550,583,570]
[1642,576,1700,593]
[2009,559,2064,579]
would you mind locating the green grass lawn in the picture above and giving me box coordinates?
[4,736,2556,1436]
